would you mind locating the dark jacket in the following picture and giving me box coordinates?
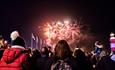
[74,49,92,70]
[35,55,53,70]
[96,55,115,70]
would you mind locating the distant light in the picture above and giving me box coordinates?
[110,32,114,37]
[57,21,62,25]
[64,20,69,24]
[4,40,8,44]
[56,21,63,27]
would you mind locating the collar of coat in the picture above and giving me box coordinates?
[11,45,25,50]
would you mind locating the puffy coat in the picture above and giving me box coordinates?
[0,45,29,70]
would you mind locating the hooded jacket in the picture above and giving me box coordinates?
[0,45,29,70]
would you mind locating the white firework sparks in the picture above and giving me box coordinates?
[39,19,82,48]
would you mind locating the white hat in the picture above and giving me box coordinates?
[10,31,25,47]
[10,31,19,40]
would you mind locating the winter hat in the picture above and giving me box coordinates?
[110,32,115,51]
[10,31,19,40]
[10,31,25,47]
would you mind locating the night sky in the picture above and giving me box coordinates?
[0,0,114,45]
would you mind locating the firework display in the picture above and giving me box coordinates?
[39,19,84,48]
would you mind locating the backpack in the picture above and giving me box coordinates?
[52,59,72,70]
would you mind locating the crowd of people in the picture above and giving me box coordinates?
[0,31,115,70]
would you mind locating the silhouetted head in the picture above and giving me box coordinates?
[54,40,72,60]
[74,48,87,61]
[41,47,49,57]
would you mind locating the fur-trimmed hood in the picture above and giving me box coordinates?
[11,45,25,50]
